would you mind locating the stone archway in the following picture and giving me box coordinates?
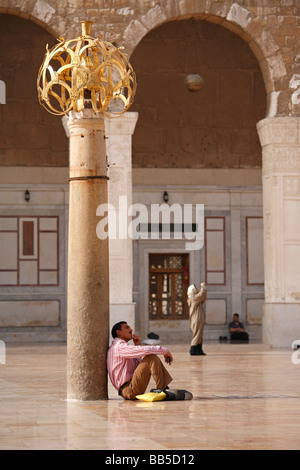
[1,2,287,117]
[1,2,299,347]
[122,3,287,118]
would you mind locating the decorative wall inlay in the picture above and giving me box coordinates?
[0,216,59,286]
[205,299,227,325]
[205,217,226,285]
[246,217,264,285]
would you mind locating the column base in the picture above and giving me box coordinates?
[263,302,300,347]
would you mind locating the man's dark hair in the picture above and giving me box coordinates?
[111,321,127,339]
[233,313,239,318]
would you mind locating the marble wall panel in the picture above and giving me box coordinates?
[0,203,66,341]
[0,272,17,285]
[0,215,59,287]
[284,245,300,295]
[39,233,57,270]
[246,298,263,324]
[246,217,264,285]
[206,299,227,325]
[283,200,300,241]
[206,231,224,271]
[205,216,226,285]
[19,261,38,285]
[0,232,17,270]
[0,300,60,327]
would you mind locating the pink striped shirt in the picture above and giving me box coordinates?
[107,338,168,391]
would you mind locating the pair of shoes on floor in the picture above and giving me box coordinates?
[219,336,227,341]
[150,388,193,401]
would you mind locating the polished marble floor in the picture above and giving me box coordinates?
[0,341,299,450]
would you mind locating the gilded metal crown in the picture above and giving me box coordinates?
[37,21,136,118]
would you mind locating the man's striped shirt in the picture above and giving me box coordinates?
[107,338,168,391]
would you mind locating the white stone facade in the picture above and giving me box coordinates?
[132,170,264,343]
[0,183,68,341]
[257,117,300,347]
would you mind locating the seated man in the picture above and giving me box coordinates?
[107,321,192,400]
[228,313,249,341]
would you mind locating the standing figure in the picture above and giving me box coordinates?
[187,283,207,356]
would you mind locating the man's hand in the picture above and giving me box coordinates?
[132,334,141,346]
[164,351,173,365]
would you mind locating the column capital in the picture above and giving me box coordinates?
[105,111,139,136]
[257,117,300,173]
[257,116,300,147]
[62,108,105,137]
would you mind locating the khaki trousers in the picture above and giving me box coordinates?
[190,311,205,346]
[121,354,173,400]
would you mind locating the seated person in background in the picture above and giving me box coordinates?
[228,313,249,341]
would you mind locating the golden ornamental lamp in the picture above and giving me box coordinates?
[37,20,136,118]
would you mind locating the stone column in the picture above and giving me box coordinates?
[104,112,138,334]
[257,117,300,347]
[65,109,109,400]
